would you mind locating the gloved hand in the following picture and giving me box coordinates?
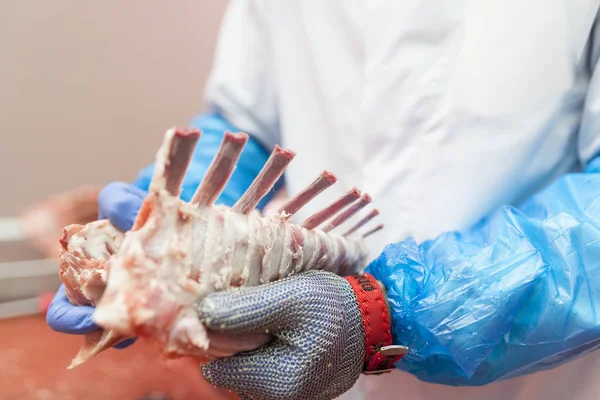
[198,270,406,400]
[47,285,137,348]
[47,112,277,351]
[46,182,146,348]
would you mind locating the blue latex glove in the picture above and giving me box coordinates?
[47,286,137,349]
[366,156,600,386]
[46,183,147,348]
[47,112,275,349]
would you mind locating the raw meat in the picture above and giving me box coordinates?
[58,219,127,368]
[58,127,383,368]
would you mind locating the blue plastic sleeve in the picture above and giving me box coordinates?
[366,156,600,385]
[132,112,282,211]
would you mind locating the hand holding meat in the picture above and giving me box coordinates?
[46,124,276,365]
[46,285,137,349]
[49,126,382,369]
[197,271,367,400]
[46,183,147,352]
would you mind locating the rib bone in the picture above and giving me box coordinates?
[301,188,361,230]
[343,209,380,237]
[231,146,296,214]
[320,193,372,232]
[150,128,201,197]
[362,223,384,238]
[58,128,383,368]
[277,171,337,218]
[191,132,248,207]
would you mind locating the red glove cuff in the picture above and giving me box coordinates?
[345,273,408,375]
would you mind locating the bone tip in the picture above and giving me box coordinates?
[67,357,85,369]
[348,187,362,198]
[322,170,337,184]
[224,131,250,144]
[361,193,373,203]
[273,145,297,159]
[173,127,202,140]
[371,209,380,216]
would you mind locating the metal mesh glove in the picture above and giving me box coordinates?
[197,270,366,400]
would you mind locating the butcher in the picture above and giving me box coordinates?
[47,2,600,400]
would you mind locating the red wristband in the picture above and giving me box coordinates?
[345,273,408,375]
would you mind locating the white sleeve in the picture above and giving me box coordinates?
[203,0,280,151]
[578,11,600,165]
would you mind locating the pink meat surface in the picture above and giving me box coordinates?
[58,127,384,368]
[58,220,128,368]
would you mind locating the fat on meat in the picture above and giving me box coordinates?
[58,127,384,368]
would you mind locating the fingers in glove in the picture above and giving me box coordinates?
[98,182,147,231]
[203,331,272,359]
[198,271,344,336]
[46,285,99,334]
[201,344,296,399]
[198,278,302,335]
[199,271,365,400]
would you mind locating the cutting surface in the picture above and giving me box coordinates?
[0,315,237,400]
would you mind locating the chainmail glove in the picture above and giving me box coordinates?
[197,270,366,400]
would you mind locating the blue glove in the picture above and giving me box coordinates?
[366,156,600,386]
[47,285,137,349]
[46,182,147,348]
[48,112,275,349]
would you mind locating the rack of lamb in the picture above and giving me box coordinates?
[58,127,383,369]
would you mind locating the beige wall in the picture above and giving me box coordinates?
[0,1,228,217]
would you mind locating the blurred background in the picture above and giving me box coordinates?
[0,1,236,398]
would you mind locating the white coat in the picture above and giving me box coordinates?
[203,1,600,399]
